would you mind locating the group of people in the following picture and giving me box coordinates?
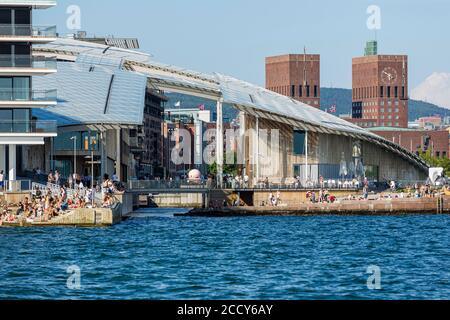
[306,189,337,204]
[223,174,250,189]
[0,172,122,225]
[0,187,70,224]
[266,191,281,207]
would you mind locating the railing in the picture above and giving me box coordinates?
[1,180,32,193]
[0,89,57,102]
[0,55,57,69]
[0,0,56,6]
[128,179,210,190]
[0,120,57,134]
[0,24,57,38]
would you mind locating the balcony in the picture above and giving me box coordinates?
[0,89,57,107]
[0,120,57,134]
[0,55,57,75]
[0,1,57,9]
[0,24,57,43]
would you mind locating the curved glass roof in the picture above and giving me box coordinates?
[33,38,428,171]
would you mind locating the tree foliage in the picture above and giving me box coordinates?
[207,153,239,176]
[419,150,450,176]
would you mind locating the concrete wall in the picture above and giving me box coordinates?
[34,205,122,227]
[114,193,134,215]
[151,193,204,208]
[362,140,426,181]
[253,189,360,207]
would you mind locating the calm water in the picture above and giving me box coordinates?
[0,209,449,300]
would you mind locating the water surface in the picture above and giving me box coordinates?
[0,209,449,300]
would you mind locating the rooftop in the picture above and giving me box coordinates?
[33,38,428,171]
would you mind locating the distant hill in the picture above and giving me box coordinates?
[166,89,450,123]
[321,88,450,121]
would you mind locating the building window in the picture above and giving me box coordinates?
[387,86,391,98]
[293,130,306,156]
[299,85,303,97]
[306,85,310,97]
[380,86,384,98]
[436,152,440,158]
[291,85,295,97]
[402,86,405,99]
[395,86,398,98]
[314,85,318,98]
[293,164,301,177]
[0,76,30,100]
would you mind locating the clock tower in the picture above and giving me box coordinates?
[350,41,408,128]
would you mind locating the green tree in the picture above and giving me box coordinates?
[419,150,450,176]
[207,153,239,176]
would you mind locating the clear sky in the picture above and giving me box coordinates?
[34,0,450,89]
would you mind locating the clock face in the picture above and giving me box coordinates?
[381,67,398,84]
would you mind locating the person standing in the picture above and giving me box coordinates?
[363,185,369,200]
[0,170,4,191]
[68,174,73,189]
[54,170,60,186]
[47,171,54,185]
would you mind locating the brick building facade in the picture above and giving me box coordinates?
[370,129,449,159]
[351,53,409,128]
[266,54,320,108]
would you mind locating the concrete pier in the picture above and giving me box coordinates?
[178,197,450,217]
[0,204,123,228]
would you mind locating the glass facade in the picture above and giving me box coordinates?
[0,108,30,132]
[293,164,380,182]
[0,76,30,100]
[293,130,306,155]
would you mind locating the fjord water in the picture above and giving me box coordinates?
[0,209,449,300]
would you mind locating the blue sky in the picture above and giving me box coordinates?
[35,0,450,90]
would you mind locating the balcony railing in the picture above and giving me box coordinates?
[0,24,57,38]
[0,89,57,102]
[0,120,57,134]
[1,0,56,7]
[0,55,57,69]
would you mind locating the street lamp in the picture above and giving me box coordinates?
[70,136,77,181]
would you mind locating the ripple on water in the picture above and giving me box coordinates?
[0,211,449,300]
